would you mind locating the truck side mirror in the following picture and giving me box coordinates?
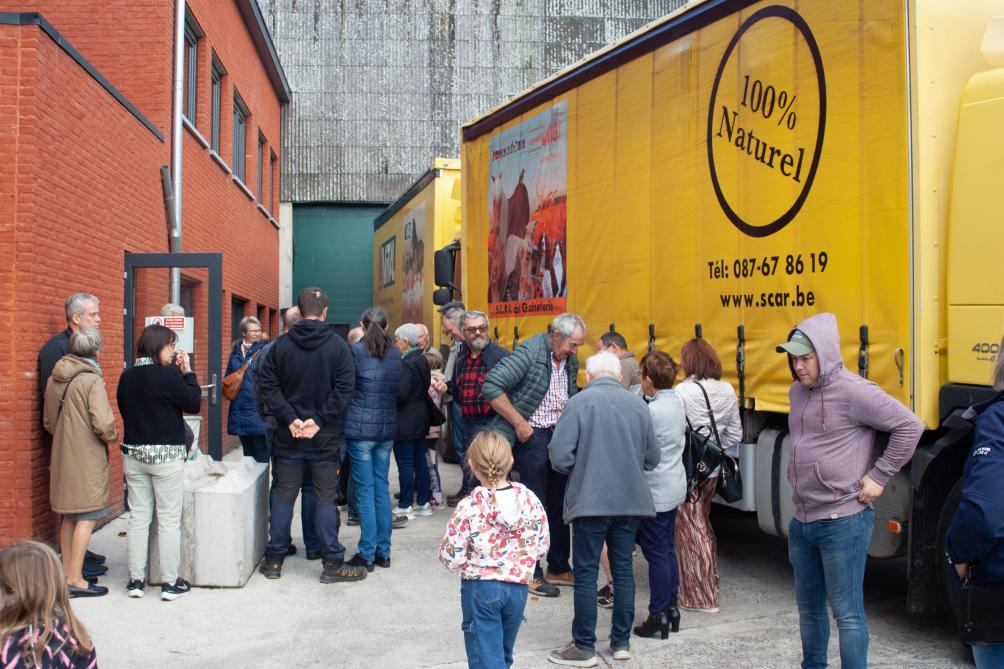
[434,242,460,288]
[432,287,452,306]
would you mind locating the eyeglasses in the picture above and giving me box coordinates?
[464,326,488,334]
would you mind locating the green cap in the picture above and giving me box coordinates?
[776,329,814,356]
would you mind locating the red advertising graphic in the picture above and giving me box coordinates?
[487,103,568,318]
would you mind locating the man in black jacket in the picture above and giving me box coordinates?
[256,288,366,583]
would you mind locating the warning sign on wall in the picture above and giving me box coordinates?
[145,316,194,352]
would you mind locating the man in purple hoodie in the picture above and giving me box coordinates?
[776,313,923,669]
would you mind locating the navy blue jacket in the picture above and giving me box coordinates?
[343,342,402,442]
[226,340,266,436]
[946,392,1004,585]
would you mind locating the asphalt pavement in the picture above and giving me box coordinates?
[74,457,975,668]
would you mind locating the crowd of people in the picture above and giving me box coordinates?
[0,289,1000,668]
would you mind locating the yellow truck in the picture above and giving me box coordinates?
[373,158,461,350]
[436,0,1004,619]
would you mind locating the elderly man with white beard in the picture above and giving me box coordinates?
[445,310,510,500]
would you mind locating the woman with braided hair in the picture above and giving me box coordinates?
[440,431,550,669]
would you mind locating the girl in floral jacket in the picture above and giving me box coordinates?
[439,430,549,669]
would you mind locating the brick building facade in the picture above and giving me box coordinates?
[0,1,288,546]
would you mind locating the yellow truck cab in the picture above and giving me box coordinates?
[434,0,1004,621]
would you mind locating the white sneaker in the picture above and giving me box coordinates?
[610,644,631,661]
[394,506,416,520]
[414,502,433,517]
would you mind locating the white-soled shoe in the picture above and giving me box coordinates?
[414,502,434,517]
[394,506,416,520]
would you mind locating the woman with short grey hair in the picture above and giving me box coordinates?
[226,316,268,462]
[43,328,117,598]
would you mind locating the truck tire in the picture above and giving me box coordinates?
[935,478,964,627]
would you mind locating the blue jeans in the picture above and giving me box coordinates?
[788,508,874,669]
[239,434,269,464]
[461,579,528,669]
[972,643,1004,669]
[461,414,494,493]
[571,516,641,650]
[451,403,469,492]
[266,429,318,553]
[347,439,392,560]
[393,438,430,509]
[266,452,343,561]
[637,508,680,613]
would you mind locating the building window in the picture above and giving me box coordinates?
[269,151,277,214]
[183,17,200,122]
[257,133,265,202]
[231,295,247,343]
[180,277,197,321]
[210,56,225,152]
[233,92,248,182]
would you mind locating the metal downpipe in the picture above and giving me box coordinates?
[169,0,186,304]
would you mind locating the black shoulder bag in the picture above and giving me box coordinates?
[682,381,724,502]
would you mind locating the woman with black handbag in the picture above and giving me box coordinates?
[674,338,741,613]
[946,334,1004,668]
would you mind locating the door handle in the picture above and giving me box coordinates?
[200,373,218,406]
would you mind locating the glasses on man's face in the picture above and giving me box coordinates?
[247,330,262,336]
[464,326,488,335]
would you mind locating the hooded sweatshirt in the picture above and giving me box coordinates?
[439,482,550,584]
[784,313,923,523]
[255,318,355,455]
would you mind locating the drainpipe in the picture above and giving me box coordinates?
[169,0,186,304]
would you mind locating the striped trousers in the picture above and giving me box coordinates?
[674,476,719,609]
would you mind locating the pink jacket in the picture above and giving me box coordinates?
[439,482,549,584]
[783,313,923,522]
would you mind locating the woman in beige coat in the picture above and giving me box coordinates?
[43,328,117,598]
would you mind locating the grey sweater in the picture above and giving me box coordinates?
[548,376,660,522]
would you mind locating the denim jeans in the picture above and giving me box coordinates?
[788,508,874,669]
[461,579,528,669]
[461,414,494,493]
[637,508,680,613]
[451,402,465,471]
[347,439,393,560]
[571,516,641,650]
[266,452,343,562]
[266,429,318,553]
[393,438,430,509]
[239,434,269,464]
[972,643,1004,669]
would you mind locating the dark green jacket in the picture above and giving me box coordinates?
[482,332,578,443]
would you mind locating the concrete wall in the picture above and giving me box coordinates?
[262,0,685,204]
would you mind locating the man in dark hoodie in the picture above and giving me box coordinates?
[776,312,923,669]
[256,287,366,584]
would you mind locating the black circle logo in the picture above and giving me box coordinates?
[707,6,826,238]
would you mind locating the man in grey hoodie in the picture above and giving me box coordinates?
[776,313,923,669]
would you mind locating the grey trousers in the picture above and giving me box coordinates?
[124,458,184,584]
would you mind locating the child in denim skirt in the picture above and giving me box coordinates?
[439,430,550,669]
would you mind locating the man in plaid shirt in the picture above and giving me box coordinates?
[447,310,509,499]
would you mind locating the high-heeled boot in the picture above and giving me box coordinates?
[666,597,682,633]
[633,610,671,639]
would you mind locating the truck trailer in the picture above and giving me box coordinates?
[440,0,1004,619]
[373,158,461,351]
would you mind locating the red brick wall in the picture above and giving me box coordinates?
[0,3,285,546]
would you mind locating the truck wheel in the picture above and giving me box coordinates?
[935,477,964,627]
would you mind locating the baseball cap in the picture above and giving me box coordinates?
[437,300,465,314]
[775,329,815,356]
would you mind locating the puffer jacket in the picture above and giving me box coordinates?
[343,342,402,442]
[481,332,579,443]
[43,355,117,514]
[226,339,265,436]
[946,392,1004,585]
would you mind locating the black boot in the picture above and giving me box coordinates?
[633,610,670,640]
[667,597,681,633]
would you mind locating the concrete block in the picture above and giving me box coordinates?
[148,453,269,587]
